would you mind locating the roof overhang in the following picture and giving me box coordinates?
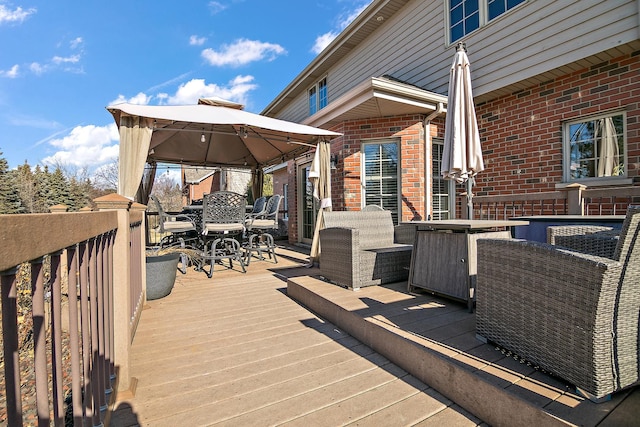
[302,77,448,129]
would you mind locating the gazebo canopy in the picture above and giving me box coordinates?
[107,99,341,199]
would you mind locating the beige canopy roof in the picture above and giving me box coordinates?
[107,99,341,198]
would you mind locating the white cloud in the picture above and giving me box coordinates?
[109,92,152,106]
[29,62,46,75]
[161,76,257,106]
[52,54,81,64]
[312,2,370,54]
[0,64,19,78]
[0,5,36,24]
[70,37,83,49]
[190,35,206,46]
[208,1,227,14]
[201,39,286,67]
[312,32,339,55]
[42,124,120,168]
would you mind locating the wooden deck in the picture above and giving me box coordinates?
[110,244,639,426]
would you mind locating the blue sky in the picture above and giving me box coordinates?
[0,0,371,174]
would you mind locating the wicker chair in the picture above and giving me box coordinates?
[319,210,413,290]
[476,207,640,400]
[547,224,620,258]
[201,191,247,277]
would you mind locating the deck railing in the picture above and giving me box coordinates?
[471,184,640,219]
[0,194,146,426]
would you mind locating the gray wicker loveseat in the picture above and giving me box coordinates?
[475,207,640,400]
[319,210,414,290]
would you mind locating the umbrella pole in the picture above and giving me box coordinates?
[466,179,473,220]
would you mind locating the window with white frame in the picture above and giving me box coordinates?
[449,0,526,43]
[431,139,453,220]
[362,140,400,224]
[563,111,626,182]
[308,77,327,116]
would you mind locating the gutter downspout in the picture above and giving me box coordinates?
[424,102,445,220]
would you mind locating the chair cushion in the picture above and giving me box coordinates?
[163,222,195,232]
[203,223,244,234]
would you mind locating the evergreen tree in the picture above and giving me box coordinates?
[15,162,37,213]
[0,152,25,214]
[33,165,51,212]
[46,167,71,210]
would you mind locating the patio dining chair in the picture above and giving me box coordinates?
[244,194,282,265]
[475,206,640,401]
[246,196,268,221]
[150,195,198,274]
[201,191,247,277]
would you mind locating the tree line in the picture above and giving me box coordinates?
[0,152,185,215]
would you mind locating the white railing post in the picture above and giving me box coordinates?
[94,194,135,395]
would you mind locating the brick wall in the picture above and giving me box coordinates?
[285,51,639,242]
[330,115,428,222]
[475,51,640,197]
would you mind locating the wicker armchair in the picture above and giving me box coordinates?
[476,207,640,400]
[547,224,619,258]
[319,210,413,290]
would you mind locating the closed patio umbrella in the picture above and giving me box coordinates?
[597,116,619,177]
[307,140,332,266]
[442,42,484,219]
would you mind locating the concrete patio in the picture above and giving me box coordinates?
[110,244,639,426]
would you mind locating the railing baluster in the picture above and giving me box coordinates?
[79,241,94,424]
[50,251,64,427]
[31,257,49,427]
[1,267,22,426]
[67,245,84,426]
[88,238,102,427]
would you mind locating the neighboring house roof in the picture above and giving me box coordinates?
[184,167,217,184]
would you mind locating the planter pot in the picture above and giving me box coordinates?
[146,252,180,300]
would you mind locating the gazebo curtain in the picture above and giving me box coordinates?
[134,161,157,205]
[308,139,332,265]
[117,114,154,199]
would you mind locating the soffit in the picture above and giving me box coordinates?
[303,77,448,128]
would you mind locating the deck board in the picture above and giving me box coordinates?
[111,244,639,426]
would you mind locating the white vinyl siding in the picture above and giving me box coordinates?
[269,0,638,123]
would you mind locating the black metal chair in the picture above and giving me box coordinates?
[244,194,282,265]
[201,191,247,277]
[246,196,268,221]
[150,195,198,274]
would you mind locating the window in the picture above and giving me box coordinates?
[431,139,453,220]
[362,140,400,223]
[308,77,327,116]
[563,112,626,182]
[449,0,526,43]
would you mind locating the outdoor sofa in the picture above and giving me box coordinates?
[319,209,415,290]
[475,206,640,400]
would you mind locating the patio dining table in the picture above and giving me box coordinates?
[405,219,529,311]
